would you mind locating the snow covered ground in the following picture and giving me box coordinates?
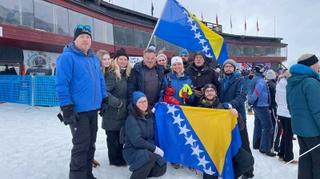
[0,103,298,179]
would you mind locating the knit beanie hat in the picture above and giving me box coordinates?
[223,59,237,69]
[193,51,206,60]
[114,48,128,60]
[264,69,277,80]
[297,54,319,66]
[73,24,92,40]
[180,49,189,56]
[132,91,146,105]
[202,83,217,92]
[254,64,266,73]
[171,56,183,67]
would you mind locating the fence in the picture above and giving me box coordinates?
[0,75,59,107]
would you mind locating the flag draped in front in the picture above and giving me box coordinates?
[154,0,228,64]
[154,103,242,178]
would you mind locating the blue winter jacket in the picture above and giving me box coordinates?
[55,42,107,112]
[219,73,248,120]
[161,72,194,105]
[248,73,269,107]
[287,64,320,137]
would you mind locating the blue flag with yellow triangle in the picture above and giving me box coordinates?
[154,103,241,178]
[154,0,228,64]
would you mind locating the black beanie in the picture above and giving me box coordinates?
[113,48,129,60]
[202,83,217,92]
[297,54,319,66]
[73,25,92,40]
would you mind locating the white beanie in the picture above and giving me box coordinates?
[264,69,277,80]
[171,56,183,67]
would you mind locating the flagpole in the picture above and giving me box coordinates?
[273,16,276,37]
[146,0,168,48]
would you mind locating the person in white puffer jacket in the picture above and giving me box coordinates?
[275,69,295,162]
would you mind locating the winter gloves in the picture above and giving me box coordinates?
[61,104,79,125]
[154,146,164,157]
[99,97,108,116]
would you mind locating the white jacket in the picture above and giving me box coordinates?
[275,78,291,118]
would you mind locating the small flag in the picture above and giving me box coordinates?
[244,17,247,32]
[216,14,219,25]
[151,1,154,16]
[201,12,204,21]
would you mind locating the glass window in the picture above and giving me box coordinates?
[21,0,34,27]
[53,5,69,36]
[68,10,93,36]
[114,25,134,46]
[93,18,113,44]
[34,0,54,32]
[0,0,33,27]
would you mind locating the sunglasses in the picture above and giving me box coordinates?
[74,24,91,33]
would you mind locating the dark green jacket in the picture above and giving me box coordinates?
[287,64,320,137]
[102,70,128,131]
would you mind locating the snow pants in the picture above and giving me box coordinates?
[297,136,320,179]
[69,110,98,179]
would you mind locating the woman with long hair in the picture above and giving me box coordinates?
[101,48,131,166]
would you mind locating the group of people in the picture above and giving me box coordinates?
[55,24,320,179]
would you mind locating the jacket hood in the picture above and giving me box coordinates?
[63,42,95,57]
[288,64,319,86]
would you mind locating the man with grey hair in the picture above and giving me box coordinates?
[128,47,165,108]
[287,54,320,179]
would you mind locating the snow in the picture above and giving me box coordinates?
[0,103,298,179]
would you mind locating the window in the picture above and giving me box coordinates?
[34,0,54,32]
[114,25,134,46]
[93,18,113,44]
[53,5,69,36]
[0,0,33,27]
[68,10,93,36]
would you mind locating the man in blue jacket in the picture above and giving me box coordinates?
[287,54,320,179]
[55,24,107,179]
[219,59,254,178]
[248,64,276,157]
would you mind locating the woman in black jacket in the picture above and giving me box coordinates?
[123,91,167,179]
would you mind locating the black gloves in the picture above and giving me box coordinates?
[99,97,108,117]
[61,104,79,125]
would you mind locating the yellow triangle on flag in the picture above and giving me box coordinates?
[181,106,237,175]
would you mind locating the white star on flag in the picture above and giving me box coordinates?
[167,105,178,115]
[179,124,190,136]
[183,10,188,15]
[198,155,210,168]
[185,134,197,146]
[206,53,213,58]
[191,145,203,157]
[199,38,206,45]
[187,16,194,24]
[202,45,209,53]
[203,167,215,175]
[194,32,202,39]
[172,114,184,126]
[191,24,198,32]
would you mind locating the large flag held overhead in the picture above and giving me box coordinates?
[154,103,242,179]
[154,0,228,64]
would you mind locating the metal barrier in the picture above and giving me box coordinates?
[0,75,59,107]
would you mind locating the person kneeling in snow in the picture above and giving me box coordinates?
[122,91,167,179]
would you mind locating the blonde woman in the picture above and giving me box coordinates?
[102,48,131,166]
[97,49,113,74]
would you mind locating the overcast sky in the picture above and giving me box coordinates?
[107,0,320,67]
